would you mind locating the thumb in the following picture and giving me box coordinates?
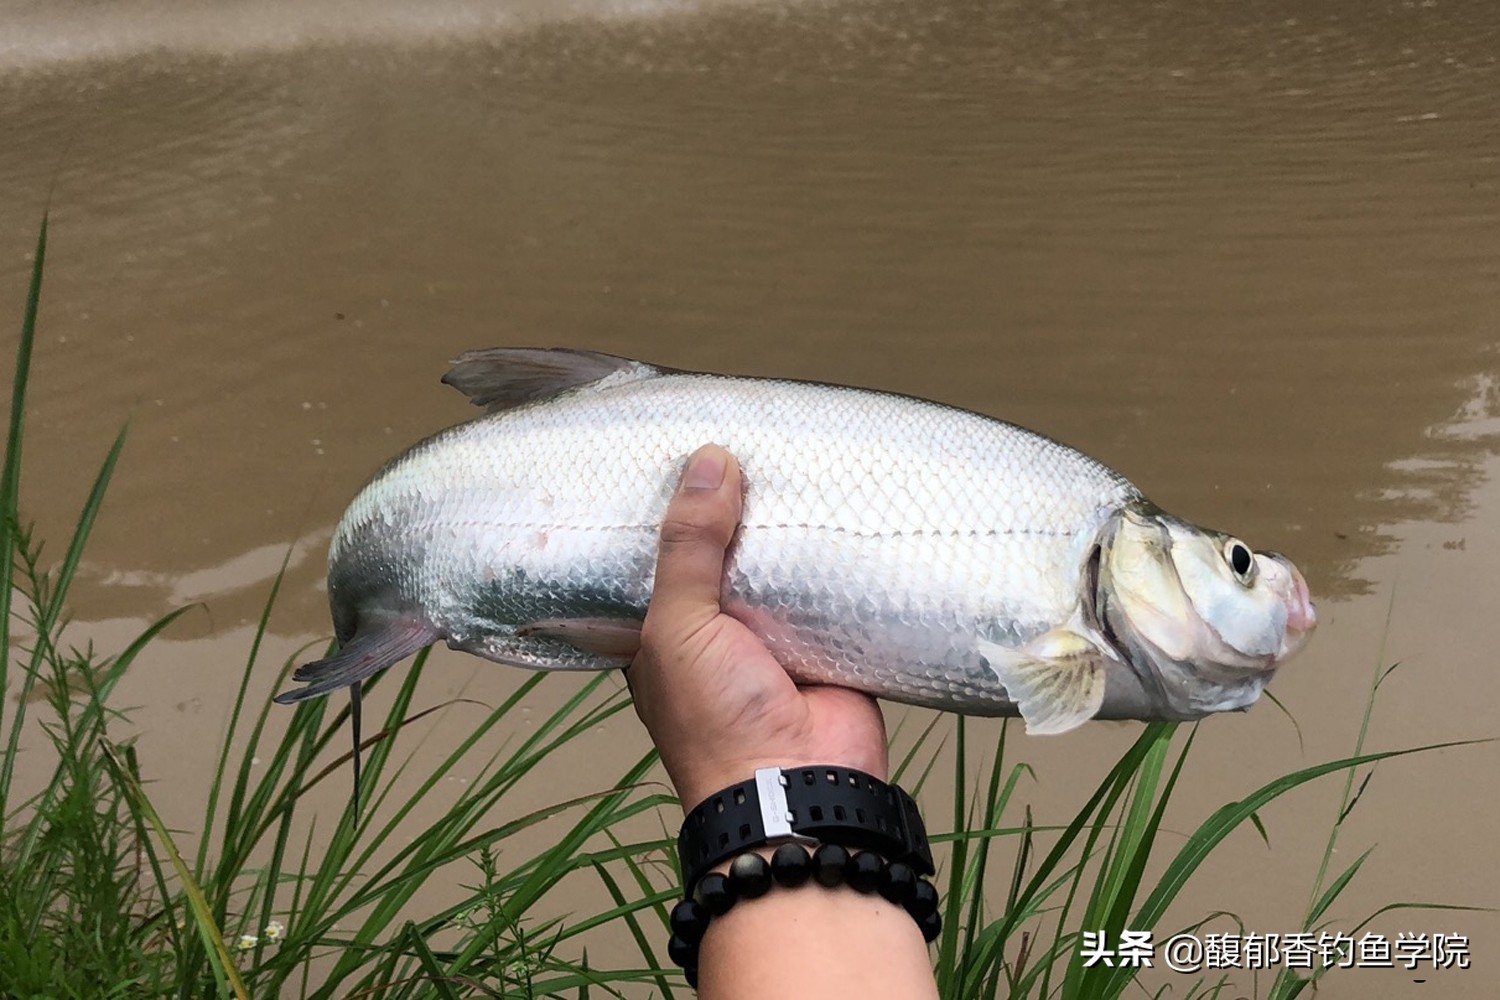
[647,444,742,641]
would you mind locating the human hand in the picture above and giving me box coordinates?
[628,444,889,813]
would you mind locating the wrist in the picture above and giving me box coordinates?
[695,875,940,999]
[667,765,940,990]
[669,842,943,991]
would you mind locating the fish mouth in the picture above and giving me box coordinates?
[1268,552,1316,656]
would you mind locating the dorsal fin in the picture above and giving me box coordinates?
[441,347,668,413]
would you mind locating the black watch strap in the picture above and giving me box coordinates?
[677,765,934,891]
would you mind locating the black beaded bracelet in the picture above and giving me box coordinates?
[666,843,943,987]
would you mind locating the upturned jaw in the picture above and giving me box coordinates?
[1268,552,1316,657]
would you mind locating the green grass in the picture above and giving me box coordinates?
[0,215,1485,998]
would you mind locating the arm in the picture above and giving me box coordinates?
[629,444,940,1000]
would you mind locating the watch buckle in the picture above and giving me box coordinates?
[754,767,818,845]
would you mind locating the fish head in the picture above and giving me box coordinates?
[1095,506,1316,716]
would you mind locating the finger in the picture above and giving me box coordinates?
[647,444,742,638]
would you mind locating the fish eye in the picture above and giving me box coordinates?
[1224,540,1255,584]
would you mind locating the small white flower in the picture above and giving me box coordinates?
[236,934,259,951]
[264,920,285,942]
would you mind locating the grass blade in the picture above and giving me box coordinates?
[99,739,250,1000]
[0,213,48,828]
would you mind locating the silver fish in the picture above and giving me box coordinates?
[276,348,1316,739]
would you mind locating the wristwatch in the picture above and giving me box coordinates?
[677,765,935,890]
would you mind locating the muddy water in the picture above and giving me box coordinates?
[2,0,1497,994]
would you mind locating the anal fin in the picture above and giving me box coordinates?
[978,629,1109,735]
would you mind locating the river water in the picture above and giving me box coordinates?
[2,0,1496,995]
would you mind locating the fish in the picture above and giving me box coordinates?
[275,348,1315,745]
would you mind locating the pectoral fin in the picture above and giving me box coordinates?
[274,617,437,704]
[273,615,438,822]
[978,629,1108,735]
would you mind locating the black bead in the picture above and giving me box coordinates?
[694,872,736,915]
[846,850,885,893]
[770,843,812,887]
[879,861,917,906]
[906,877,939,920]
[667,933,697,968]
[918,908,942,943]
[669,899,709,944]
[727,852,772,899]
[811,844,849,887]
[684,965,698,989]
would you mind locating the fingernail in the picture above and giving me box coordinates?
[681,447,726,491]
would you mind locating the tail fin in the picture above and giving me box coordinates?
[274,617,436,819]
